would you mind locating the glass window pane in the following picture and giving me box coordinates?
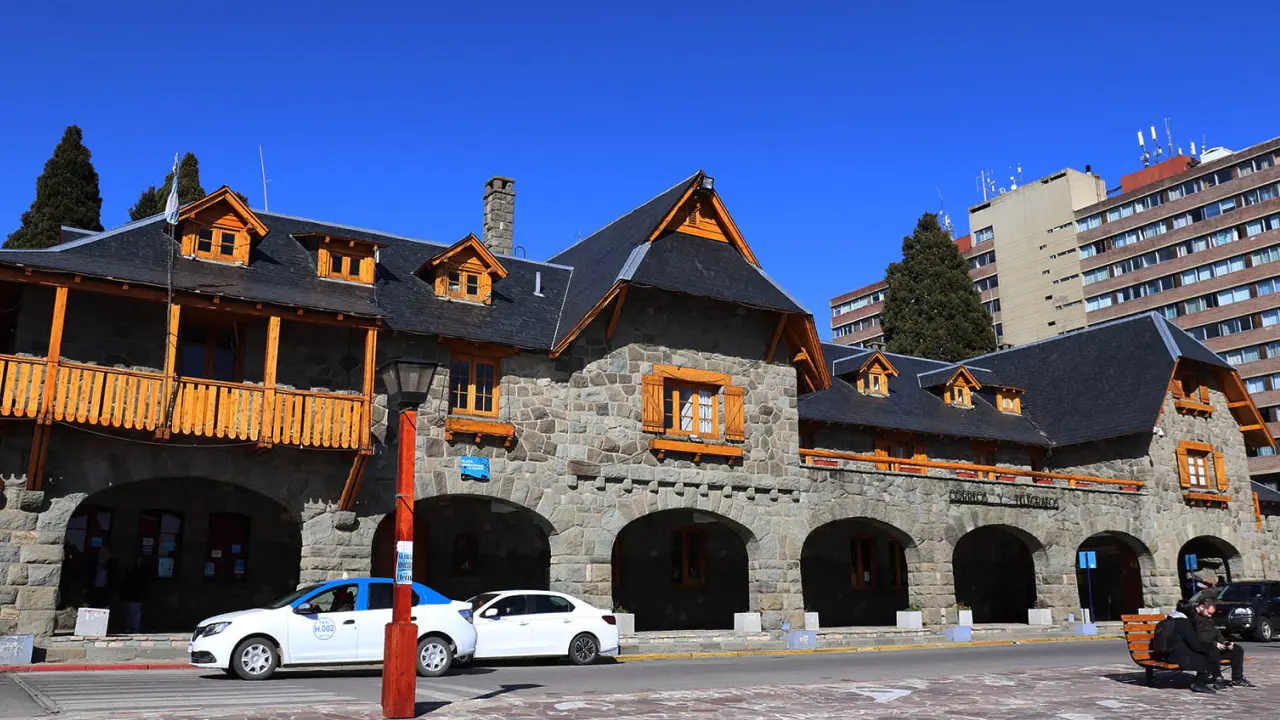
[466,274,480,296]
[448,272,461,294]
[698,389,714,434]
[220,231,237,255]
[449,360,470,410]
[475,362,495,412]
[679,388,694,431]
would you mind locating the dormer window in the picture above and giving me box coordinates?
[178,187,267,266]
[195,227,242,261]
[417,234,508,305]
[294,233,384,285]
[855,350,898,398]
[941,367,981,409]
[1171,367,1213,416]
[997,390,1023,414]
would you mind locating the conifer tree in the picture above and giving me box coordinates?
[4,126,104,249]
[128,152,206,220]
[881,212,997,361]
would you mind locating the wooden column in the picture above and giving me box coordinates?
[159,303,182,437]
[28,286,69,489]
[360,328,378,451]
[260,315,281,447]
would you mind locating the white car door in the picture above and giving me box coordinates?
[286,582,362,663]
[474,594,534,658]
[358,580,422,661]
[522,594,579,656]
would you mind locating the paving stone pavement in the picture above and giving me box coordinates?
[50,653,1280,720]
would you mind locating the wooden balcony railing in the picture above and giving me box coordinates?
[0,353,370,451]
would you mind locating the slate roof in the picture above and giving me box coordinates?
[802,314,1236,449]
[1253,481,1280,504]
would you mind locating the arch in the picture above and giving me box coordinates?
[611,509,752,631]
[1076,532,1151,621]
[58,477,300,634]
[370,495,553,599]
[801,517,914,627]
[953,524,1042,624]
[1178,535,1242,600]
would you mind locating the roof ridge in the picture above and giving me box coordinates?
[1151,312,1182,362]
[0,214,168,253]
[548,172,697,262]
[959,313,1157,365]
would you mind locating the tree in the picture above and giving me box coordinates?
[128,152,206,220]
[4,126,104,249]
[881,212,997,362]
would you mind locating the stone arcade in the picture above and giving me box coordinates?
[0,173,1276,644]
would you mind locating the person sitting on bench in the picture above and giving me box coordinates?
[1161,605,1217,693]
[1190,597,1253,689]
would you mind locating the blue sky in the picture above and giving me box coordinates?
[3,1,1278,338]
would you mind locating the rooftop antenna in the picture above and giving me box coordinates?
[1137,130,1150,167]
[1164,118,1175,156]
[936,187,954,237]
[258,145,270,211]
[1150,125,1163,162]
[1191,140,1198,158]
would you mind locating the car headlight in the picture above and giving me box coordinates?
[201,622,232,637]
[1231,607,1253,616]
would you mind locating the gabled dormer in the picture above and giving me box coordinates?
[296,233,387,285]
[855,350,898,397]
[416,234,509,304]
[941,366,981,409]
[991,385,1025,415]
[649,172,761,266]
[178,186,269,266]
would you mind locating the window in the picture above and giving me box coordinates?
[1253,246,1280,266]
[671,527,705,587]
[832,289,886,316]
[1177,441,1225,492]
[178,321,241,382]
[307,583,360,613]
[203,513,249,582]
[997,390,1022,415]
[488,594,531,618]
[968,250,996,270]
[641,365,744,441]
[850,537,876,589]
[874,437,924,473]
[531,595,575,614]
[1217,286,1251,307]
[1244,183,1280,207]
[318,247,375,284]
[367,582,425,610]
[1246,377,1267,394]
[1086,295,1113,312]
[973,276,999,293]
[1083,267,1110,285]
[974,226,995,244]
[138,511,183,580]
[664,383,718,435]
[862,369,888,396]
[1077,214,1101,232]
[1264,309,1280,328]
[1186,450,1210,488]
[944,382,972,408]
[1238,153,1276,177]
[187,225,246,264]
[449,355,499,417]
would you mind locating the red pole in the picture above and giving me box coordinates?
[381,407,417,718]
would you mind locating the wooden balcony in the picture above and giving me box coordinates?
[0,353,370,450]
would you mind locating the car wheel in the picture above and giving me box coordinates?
[568,633,599,666]
[231,637,278,680]
[1253,617,1273,642]
[416,636,453,677]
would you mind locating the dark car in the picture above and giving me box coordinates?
[1212,581,1280,641]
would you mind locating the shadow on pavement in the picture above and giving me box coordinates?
[1103,670,1195,690]
[196,666,499,681]
[415,683,544,716]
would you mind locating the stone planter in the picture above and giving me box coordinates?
[957,609,973,627]
[896,611,923,630]
[613,613,635,637]
[1027,608,1053,626]
[734,612,762,633]
[804,612,820,630]
[944,625,972,642]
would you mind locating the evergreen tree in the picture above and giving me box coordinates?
[881,212,997,362]
[4,126,104,249]
[128,152,206,220]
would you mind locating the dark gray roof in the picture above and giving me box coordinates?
[626,232,802,314]
[916,364,998,389]
[1253,481,1280,504]
[59,226,97,244]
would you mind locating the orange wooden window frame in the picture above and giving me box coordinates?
[857,370,889,396]
[850,535,876,590]
[672,526,706,588]
[641,365,743,442]
[997,391,1022,414]
[448,354,500,418]
[1176,440,1216,490]
[944,384,973,408]
[663,382,720,438]
[184,225,249,265]
[318,246,375,284]
[434,259,494,304]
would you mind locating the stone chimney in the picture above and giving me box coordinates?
[482,177,515,256]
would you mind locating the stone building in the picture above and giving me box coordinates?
[0,173,1274,643]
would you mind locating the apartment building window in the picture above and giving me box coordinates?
[1246,377,1267,394]
[1225,346,1262,366]
[1167,169,1233,201]
[1244,182,1280,207]
[1112,230,1140,249]
[1077,214,1101,232]
[1244,215,1280,237]
[969,251,996,270]
[1249,446,1277,458]
[832,290,886,317]
[1238,153,1276,178]
[1205,197,1238,219]
[1172,212,1193,229]
[1083,267,1110,285]
[993,323,1004,338]
[982,298,1001,315]
[833,324,852,338]
[1263,309,1280,328]
[1253,246,1280,266]
[1158,305,1179,319]
[1258,279,1280,296]
[1086,295,1113,312]
[1106,193,1162,222]
[1217,286,1251,306]
[974,226,995,244]
[1080,241,1104,259]
[973,276,999,293]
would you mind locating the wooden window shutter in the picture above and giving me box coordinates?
[1214,451,1228,492]
[1176,446,1190,488]
[873,440,890,470]
[1197,382,1209,404]
[1169,378,1184,399]
[724,385,745,441]
[641,374,664,433]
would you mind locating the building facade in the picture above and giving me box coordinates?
[0,173,1274,646]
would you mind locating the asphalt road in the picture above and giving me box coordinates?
[2,639,1146,717]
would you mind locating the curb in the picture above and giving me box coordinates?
[616,633,1121,662]
[0,662,190,673]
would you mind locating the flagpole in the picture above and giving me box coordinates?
[162,154,180,434]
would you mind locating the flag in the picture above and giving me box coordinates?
[163,153,181,225]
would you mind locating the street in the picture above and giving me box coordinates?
[3,640,1280,718]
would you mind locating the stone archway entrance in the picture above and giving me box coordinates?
[1178,536,1239,599]
[58,478,301,633]
[1076,533,1148,621]
[953,525,1040,624]
[801,518,912,627]
[371,495,552,600]
[612,509,751,631]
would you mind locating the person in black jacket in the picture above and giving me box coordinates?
[1163,607,1216,693]
[1191,597,1254,688]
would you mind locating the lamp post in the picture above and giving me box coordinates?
[379,359,436,719]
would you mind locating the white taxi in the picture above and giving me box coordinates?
[469,590,619,665]
[189,578,477,680]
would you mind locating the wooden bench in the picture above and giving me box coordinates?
[1122,613,1231,685]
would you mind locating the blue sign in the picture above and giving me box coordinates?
[460,456,490,481]
[1078,551,1097,570]
[313,618,336,640]
[1185,553,1199,571]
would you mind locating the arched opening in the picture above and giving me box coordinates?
[1076,533,1148,621]
[953,525,1039,623]
[1178,536,1240,600]
[801,518,911,627]
[58,478,300,634]
[611,509,750,631]
[371,495,551,600]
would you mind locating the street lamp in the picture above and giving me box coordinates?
[378,358,436,719]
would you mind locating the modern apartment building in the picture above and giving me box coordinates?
[1074,137,1280,485]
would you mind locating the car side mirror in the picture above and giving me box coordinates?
[295,602,316,615]
[480,607,499,619]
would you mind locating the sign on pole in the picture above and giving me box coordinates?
[1078,551,1097,570]
[1184,553,1198,572]
[395,540,413,585]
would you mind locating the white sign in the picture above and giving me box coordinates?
[395,540,413,585]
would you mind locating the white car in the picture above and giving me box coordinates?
[189,578,477,680]
[469,590,619,665]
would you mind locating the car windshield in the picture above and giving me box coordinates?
[267,584,322,609]
[1219,583,1267,601]
[468,593,500,613]
[1190,587,1223,604]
